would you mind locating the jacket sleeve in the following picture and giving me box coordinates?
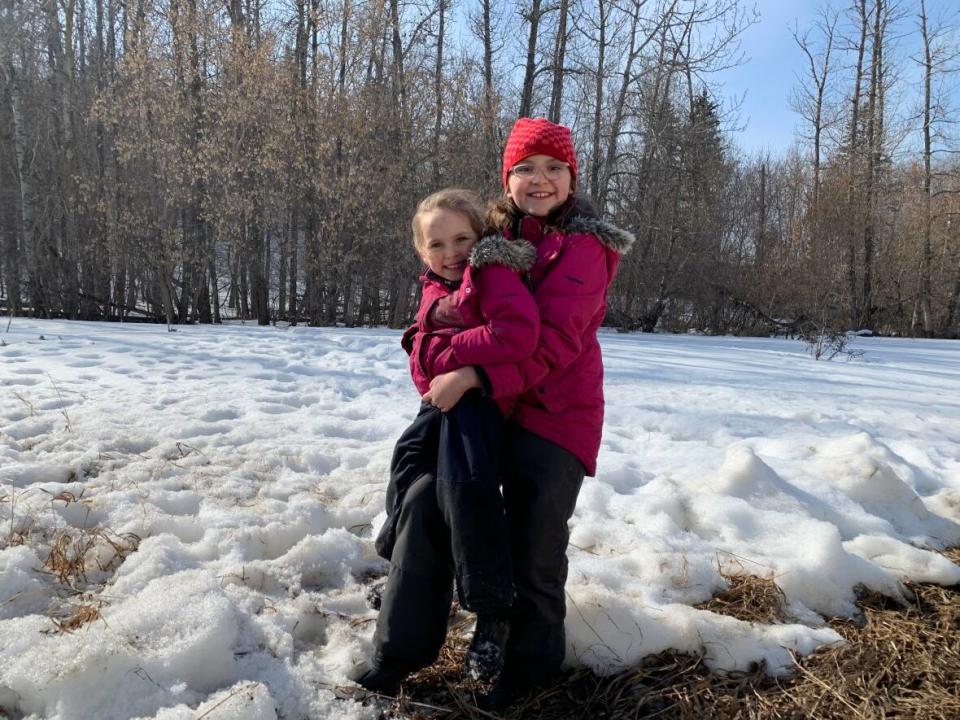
[416,283,447,330]
[400,323,418,355]
[480,235,608,399]
[445,265,539,365]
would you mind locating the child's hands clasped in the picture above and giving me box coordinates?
[423,367,481,412]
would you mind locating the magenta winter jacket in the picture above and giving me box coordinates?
[479,211,634,476]
[402,236,539,415]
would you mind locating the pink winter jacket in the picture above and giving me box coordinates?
[478,211,635,475]
[402,236,539,416]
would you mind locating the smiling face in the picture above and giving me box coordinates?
[506,153,573,218]
[416,208,479,281]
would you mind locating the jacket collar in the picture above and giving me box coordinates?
[421,269,461,290]
[469,235,537,271]
[489,197,635,255]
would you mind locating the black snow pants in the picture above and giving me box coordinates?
[373,420,584,685]
[375,392,514,615]
[499,425,585,689]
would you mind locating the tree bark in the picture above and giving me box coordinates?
[589,0,608,203]
[518,0,542,118]
[288,207,298,320]
[548,0,569,123]
[479,0,498,185]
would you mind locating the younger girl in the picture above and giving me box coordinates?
[352,189,539,692]
[424,118,635,708]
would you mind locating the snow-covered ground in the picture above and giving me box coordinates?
[1,319,959,720]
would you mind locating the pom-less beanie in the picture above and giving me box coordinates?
[502,117,578,189]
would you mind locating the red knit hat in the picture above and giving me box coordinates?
[502,117,578,189]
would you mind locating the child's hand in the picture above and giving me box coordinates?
[423,367,481,412]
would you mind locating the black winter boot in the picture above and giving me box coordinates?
[348,659,415,695]
[464,614,511,681]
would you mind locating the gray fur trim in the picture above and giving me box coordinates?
[566,216,636,254]
[469,235,537,271]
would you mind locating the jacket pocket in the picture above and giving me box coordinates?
[531,381,570,414]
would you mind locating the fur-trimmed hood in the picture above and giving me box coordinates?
[565,216,635,254]
[487,197,635,255]
[469,235,537,271]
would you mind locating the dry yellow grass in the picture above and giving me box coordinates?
[376,553,960,720]
[44,527,140,587]
[698,572,788,625]
[53,603,105,633]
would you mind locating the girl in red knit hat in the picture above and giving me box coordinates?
[353,120,634,707]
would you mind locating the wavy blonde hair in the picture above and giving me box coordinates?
[411,188,485,251]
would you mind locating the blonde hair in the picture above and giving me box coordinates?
[411,188,485,250]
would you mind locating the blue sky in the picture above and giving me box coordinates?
[717,0,959,156]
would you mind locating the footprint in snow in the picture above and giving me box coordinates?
[200,408,241,422]
[3,377,40,387]
[260,403,296,415]
[5,417,55,440]
[180,423,232,438]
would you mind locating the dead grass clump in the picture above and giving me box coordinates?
[53,603,105,633]
[1,488,37,550]
[3,528,28,548]
[755,582,960,720]
[698,573,788,625]
[44,528,140,588]
[378,567,960,720]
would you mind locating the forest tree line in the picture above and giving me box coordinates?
[1,0,959,336]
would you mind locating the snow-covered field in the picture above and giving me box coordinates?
[1,319,959,720]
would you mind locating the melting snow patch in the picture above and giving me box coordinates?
[2,321,959,718]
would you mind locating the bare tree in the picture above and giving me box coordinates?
[842,0,870,327]
[791,8,840,207]
[914,0,959,335]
